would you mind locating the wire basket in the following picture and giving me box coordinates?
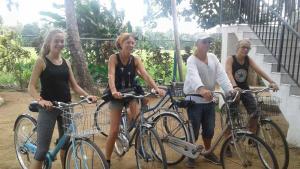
[257,96,281,116]
[225,104,249,129]
[169,82,185,98]
[61,104,98,138]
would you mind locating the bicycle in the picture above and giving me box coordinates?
[150,86,279,168]
[95,91,168,169]
[219,87,289,169]
[14,97,109,169]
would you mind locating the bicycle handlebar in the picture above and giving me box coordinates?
[121,92,153,99]
[185,91,240,103]
[241,87,272,94]
[53,96,93,109]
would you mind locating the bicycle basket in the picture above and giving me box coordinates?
[169,82,185,97]
[258,96,281,116]
[61,104,98,138]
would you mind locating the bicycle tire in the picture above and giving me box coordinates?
[258,119,289,169]
[135,127,167,169]
[220,132,279,169]
[152,111,190,165]
[94,101,110,137]
[64,138,109,169]
[14,114,37,169]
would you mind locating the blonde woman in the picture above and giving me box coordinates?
[105,33,165,167]
[28,29,97,169]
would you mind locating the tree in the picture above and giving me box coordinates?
[0,30,33,89]
[21,23,41,47]
[64,0,96,93]
[144,0,241,29]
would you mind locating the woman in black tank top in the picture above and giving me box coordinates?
[225,39,279,134]
[105,33,165,166]
[27,29,97,169]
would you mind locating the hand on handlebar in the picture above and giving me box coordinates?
[112,91,122,99]
[156,88,166,97]
[86,95,98,103]
[38,99,53,110]
[269,82,279,92]
[198,87,213,101]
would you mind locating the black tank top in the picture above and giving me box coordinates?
[232,55,250,89]
[114,54,137,90]
[40,57,71,102]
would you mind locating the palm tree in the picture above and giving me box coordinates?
[64,0,96,93]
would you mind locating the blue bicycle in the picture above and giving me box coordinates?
[13,97,109,169]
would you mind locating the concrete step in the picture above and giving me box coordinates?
[290,85,300,96]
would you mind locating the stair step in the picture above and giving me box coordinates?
[290,85,300,96]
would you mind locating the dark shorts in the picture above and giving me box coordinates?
[240,92,258,118]
[109,98,138,111]
[187,102,215,141]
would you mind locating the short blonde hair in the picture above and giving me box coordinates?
[237,39,251,49]
[115,33,135,50]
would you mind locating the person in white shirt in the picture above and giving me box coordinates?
[183,34,235,168]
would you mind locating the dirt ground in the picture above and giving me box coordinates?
[1,90,300,169]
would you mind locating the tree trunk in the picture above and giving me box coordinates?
[64,0,97,94]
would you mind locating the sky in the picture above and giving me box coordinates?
[0,0,208,34]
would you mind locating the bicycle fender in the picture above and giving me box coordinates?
[13,114,37,131]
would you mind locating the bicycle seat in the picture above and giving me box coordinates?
[29,101,39,112]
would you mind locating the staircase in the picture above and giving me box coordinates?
[220,0,300,146]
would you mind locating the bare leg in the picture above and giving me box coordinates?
[127,100,140,122]
[105,109,122,160]
[30,159,43,169]
[60,149,66,169]
[203,138,212,150]
[248,117,258,133]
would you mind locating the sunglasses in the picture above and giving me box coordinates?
[241,46,251,50]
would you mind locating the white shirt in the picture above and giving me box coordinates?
[183,53,233,103]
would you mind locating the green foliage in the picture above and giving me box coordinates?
[0,72,15,85]
[21,23,41,47]
[209,33,222,60]
[39,0,128,85]
[144,48,173,84]
[144,0,241,29]
[0,29,34,89]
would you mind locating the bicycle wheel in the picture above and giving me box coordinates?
[65,138,109,169]
[94,101,110,137]
[258,119,289,169]
[220,132,279,169]
[135,127,167,169]
[14,114,37,169]
[153,112,190,165]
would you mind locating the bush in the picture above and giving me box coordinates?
[0,30,34,89]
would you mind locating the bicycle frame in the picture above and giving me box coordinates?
[21,105,90,169]
[154,90,250,159]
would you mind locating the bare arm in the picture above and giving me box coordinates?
[28,57,45,100]
[225,56,238,87]
[248,57,274,83]
[107,54,118,93]
[66,60,89,97]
